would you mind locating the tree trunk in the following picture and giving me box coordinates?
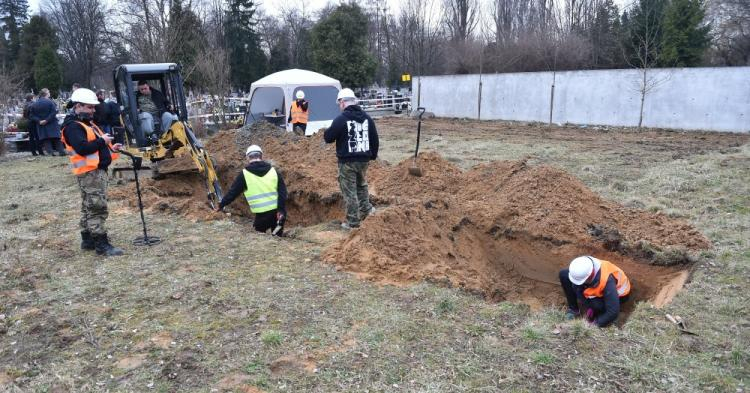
[638,67,646,129]
[548,70,556,126]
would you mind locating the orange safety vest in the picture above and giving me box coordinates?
[290,101,308,124]
[61,121,120,175]
[583,260,631,299]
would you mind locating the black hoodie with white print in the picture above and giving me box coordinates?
[323,105,379,163]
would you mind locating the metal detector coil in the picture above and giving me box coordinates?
[119,150,162,246]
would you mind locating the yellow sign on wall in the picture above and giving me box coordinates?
[401,74,411,82]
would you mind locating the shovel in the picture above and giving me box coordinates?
[666,313,698,335]
[408,107,426,177]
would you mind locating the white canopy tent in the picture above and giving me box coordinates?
[244,69,342,136]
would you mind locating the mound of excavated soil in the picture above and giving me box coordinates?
[110,125,711,310]
[326,154,710,309]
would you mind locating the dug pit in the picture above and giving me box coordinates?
[110,123,711,313]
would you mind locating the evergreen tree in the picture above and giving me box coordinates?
[0,0,28,67]
[660,0,711,66]
[295,27,313,69]
[0,31,8,68]
[622,0,667,67]
[589,0,622,68]
[32,45,62,97]
[224,0,267,91]
[311,4,376,88]
[169,0,207,80]
[16,15,57,89]
[269,33,291,72]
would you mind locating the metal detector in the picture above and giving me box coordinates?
[118,150,162,246]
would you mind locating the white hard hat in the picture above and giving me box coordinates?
[295,90,305,99]
[568,256,596,285]
[70,88,99,105]
[246,145,262,156]
[337,88,356,101]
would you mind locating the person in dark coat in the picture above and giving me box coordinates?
[323,88,379,230]
[29,88,65,156]
[94,89,121,133]
[22,93,44,156]
[65,83,81,111]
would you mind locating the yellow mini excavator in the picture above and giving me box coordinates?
[111,63,223,208]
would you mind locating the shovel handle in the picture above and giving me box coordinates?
[414,107,425,159]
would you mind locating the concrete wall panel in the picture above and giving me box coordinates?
[413,67,750,132]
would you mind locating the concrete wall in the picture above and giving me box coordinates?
[413,67,750,132]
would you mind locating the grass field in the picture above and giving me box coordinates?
[1,118,748,392]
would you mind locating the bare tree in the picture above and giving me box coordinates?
[622,0,670,129]
[115,0,200,62]
[0,69,24,154]
[43,0,109,86]
[392,0,445,78]
[194,46,230,125]
[256,11,281,56]
[708,0,750,65]
[115,0,170,62]
[443,0,479,42]
[280,1,314,68]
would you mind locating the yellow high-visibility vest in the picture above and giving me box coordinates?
[242,167,278,213]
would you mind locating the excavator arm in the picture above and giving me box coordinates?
[117,119,223,209]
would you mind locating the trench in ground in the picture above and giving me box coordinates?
[285,191,692,315]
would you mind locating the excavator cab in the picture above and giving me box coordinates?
[112,63,223,208]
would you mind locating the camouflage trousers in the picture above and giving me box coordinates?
[77,169,109,236]
[338,161,373,226]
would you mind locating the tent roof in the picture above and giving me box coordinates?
[252,69,340,88]
[117,63,179,74]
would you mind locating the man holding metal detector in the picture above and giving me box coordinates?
[61,88,125,256]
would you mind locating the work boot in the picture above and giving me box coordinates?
[565,308,579,320]
[80,231,95,251]
[360,206,376,220]
[94,234,125,256]
[341,222,360,230]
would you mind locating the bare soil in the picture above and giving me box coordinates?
[2,117,748,392]
[110,119,716,312]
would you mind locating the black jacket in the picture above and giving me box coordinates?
[575,270,622,327]
[136,88,171,115]
[94,100,122,127]
[22,100,33,119]
[219,161,287,213]
[324,105,378,163]
[61,114,112,170]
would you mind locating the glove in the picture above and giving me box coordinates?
[276,211,285,223]
[584,308,595,322]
